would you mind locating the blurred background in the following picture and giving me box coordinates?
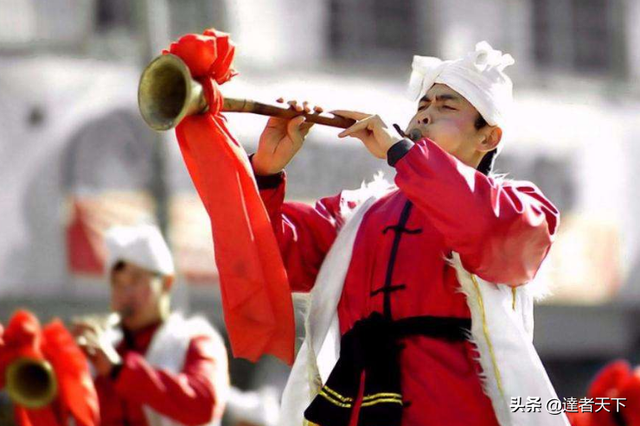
[2,0,640,422]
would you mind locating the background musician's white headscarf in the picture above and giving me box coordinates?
[408,41,515,155]
[105,224,175,276]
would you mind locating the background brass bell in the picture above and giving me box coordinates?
[5,357,58,409]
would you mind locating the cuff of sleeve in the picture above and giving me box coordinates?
[387,139,415,167]
[249,154,285,189]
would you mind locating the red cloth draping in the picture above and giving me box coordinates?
[568,360,640,426]
[166,29,295,364]
[0,310,99,426]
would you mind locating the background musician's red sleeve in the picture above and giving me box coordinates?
[112,334,229,426]
[394,138,560,286]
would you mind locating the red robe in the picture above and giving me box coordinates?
[94,321,228,426]
[257,138,559,425]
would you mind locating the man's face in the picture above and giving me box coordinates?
[405,84,492,165]
[110,262,166,330]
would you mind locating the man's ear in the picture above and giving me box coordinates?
[478,125,502,153]
[162,275,174,293]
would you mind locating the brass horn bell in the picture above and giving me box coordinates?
[5,357,58,409]
[138,53,358,131]
[138,54,209,131]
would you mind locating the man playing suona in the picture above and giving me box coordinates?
[251,42,563,425]
[74,225,229,426]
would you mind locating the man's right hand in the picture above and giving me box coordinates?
[72,320,122,378]
[252,99,323,176]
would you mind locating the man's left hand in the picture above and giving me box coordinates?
[332,110,398,159]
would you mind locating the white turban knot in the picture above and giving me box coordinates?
[408,41,515,129]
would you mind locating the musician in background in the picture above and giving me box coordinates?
[74,224,229,426]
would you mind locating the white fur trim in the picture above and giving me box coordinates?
[339,171,396,222]
[450,254,570,426]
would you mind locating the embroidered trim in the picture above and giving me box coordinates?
[318,389,353,408]
[361,398,404,407]
[362,392,403,401]
[318,387,404,409]
[323,385,354,402]
[470,273,505,398]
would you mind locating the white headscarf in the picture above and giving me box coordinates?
[105,224,175,276]
[408,41,515,130]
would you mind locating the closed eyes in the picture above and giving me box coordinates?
[418,104,457,111]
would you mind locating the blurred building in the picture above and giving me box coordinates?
[2,0,640,399]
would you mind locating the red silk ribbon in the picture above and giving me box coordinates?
[167,29,295,364]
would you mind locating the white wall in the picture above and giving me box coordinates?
[625,0,640,81]
[225,0,328,69]
[0,57,138,296]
